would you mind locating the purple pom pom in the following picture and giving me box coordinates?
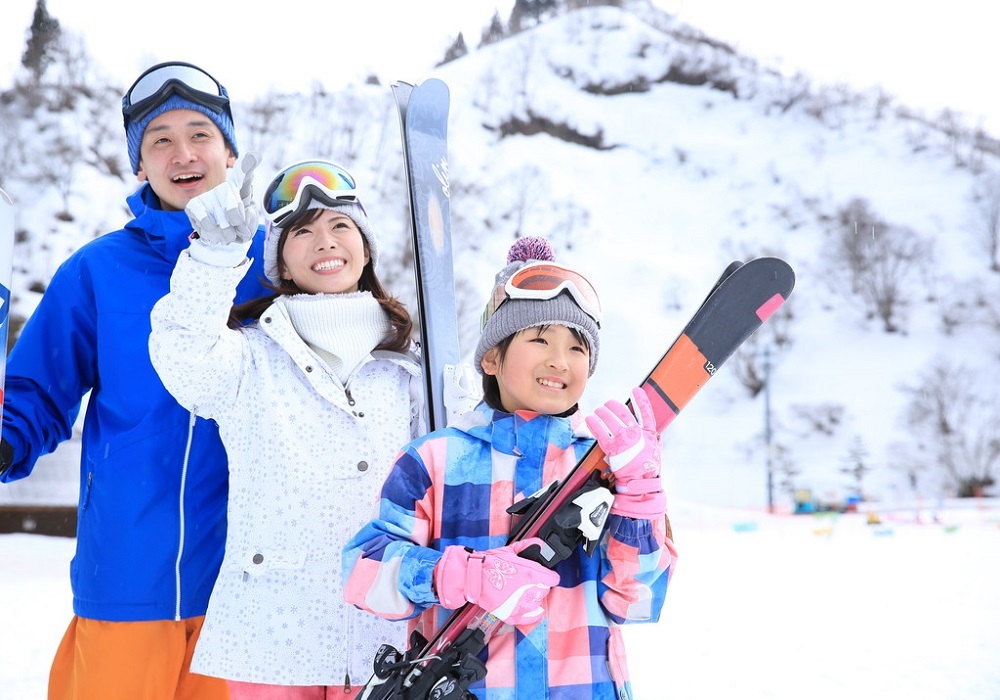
[507,236,555,264]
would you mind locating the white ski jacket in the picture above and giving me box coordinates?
[149,252,419,686]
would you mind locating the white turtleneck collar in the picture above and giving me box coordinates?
[275,291,391,383]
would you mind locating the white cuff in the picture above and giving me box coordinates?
[187,237,253,268]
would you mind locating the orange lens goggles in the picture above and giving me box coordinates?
[481,261,602,329]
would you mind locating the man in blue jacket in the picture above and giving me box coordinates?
[0,62,269,700]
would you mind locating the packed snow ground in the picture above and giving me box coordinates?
[3,501,998,700]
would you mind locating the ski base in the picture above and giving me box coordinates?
[392,79,460,432]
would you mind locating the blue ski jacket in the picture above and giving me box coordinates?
[1,183,268,622]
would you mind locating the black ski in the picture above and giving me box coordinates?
[359,256,796,699]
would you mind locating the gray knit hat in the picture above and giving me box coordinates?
[475,237,601,376]
[263,200,378,285]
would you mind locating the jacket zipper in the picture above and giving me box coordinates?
[343,598,354,691]
[174,408,197,621]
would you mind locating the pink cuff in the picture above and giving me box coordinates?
[611,487,666,519]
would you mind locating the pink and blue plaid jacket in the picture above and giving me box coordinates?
[343,404,677,699]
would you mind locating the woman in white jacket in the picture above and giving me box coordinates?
[149,158,419,698]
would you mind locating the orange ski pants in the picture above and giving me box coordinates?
[48,615,228,700]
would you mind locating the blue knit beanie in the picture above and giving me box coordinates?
[124,93,238,175]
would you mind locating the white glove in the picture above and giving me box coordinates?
[444,362,483,424]
[185,152,260,247]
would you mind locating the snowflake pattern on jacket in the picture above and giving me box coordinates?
[150,252,420,686]
[343,405,677,699]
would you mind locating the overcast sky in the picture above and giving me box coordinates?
[1,0,997,132]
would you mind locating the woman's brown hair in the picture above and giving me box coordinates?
[228,208,412,353]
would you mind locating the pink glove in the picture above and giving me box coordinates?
[434,538,560,626]
[585,387,666,519]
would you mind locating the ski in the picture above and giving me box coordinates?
[392,79,460,432]
[0,187,13,428]
[360,256,796,699]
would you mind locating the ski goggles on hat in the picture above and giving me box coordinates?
[262,160,364,226]
[123,61,230,124]
[481,261,602,329]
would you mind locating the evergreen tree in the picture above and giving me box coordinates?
[439,32,469,66]
[21,0,62,84]
[509,0,560,33]
[479,11,508,48]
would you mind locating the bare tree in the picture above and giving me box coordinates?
[303,88,376,163]
[772,443,800,503]
[792,402,845,437]
[85,95,128,180]
[44,132,80,216]
[544,201,589,254]
[839,435,873,498]
[46,32,91,96]
[473,65,501,112]
[730,341,765,398]
[970,171,1000,273]
[493,164,547,238]
[900,361,1000,497]
[824,198,932,333]
[0,108,26,189]
[239,95,289,167]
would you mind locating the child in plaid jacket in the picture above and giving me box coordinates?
[344,237,677,699]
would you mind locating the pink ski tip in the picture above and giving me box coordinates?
[756,293,784,322]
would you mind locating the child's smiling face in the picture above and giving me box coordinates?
[481,324,590,415]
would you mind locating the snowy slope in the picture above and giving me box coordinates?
[422,8,1000,508]
[1,5,998,511]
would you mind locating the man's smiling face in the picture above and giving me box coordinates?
[136,108,235,211]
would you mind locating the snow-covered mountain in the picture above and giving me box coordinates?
[2,4,998,510]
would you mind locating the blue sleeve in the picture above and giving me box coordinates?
[596,513,676,625]
[343,446,444,619]
[1,254,96,480]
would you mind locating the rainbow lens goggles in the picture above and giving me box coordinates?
[262,160,364,226]
[123,61,230,124]
[481,261,602,330]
